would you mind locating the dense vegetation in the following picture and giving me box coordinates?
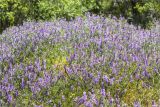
[0,0,160,107]
[0,13,160,106]
[0,0,160,33]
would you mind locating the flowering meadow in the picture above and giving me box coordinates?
[0,13,160,107]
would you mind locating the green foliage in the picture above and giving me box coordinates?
[0,0,28,32]
[99,0,160,28]
[0,0,160,33]
[0,0,85,32]
[81,0,100,13]
[134,0,160,28]
[57,0,83,20]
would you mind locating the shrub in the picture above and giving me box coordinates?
[0,0,28,32]
[1,0,160,33]
[100,0,160,28]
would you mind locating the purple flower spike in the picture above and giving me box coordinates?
[62,95,65,101]
[83,92,87,101]
[100,88,106,97]
[34,105,43,107]
[93,77,99,84]
[90,93,98,106]
[7,94,12,103]
[142,69,150,78]
[103,75,109,83]
[152,100,157,107]
[43,59,46,70]
[21,78,25,89]
[84,101,93,107]
[109,98,114,105]
[109,77,115,85]
[134,101,141,107]
[77,92,88,105]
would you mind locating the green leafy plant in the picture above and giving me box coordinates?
[0,0,29,32]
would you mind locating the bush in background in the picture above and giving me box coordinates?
[0,0,160,33]
[100,0,160,28]
[0,0,28,32]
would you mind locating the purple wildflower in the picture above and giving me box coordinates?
[84,101,93,107]
[152,100,157,107]
[100,88,106,97]
[21,78,25,89]
[7,94,12,103]
[134,101,141,107]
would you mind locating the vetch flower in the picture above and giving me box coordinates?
[103,75,109,83]
[7,94,12,103]
[152,100,157,107]
[109,98,114,105]
[109,77,115,85]
[100,88,106,97]
[84,101,93,107]
[21,78,25,89]
[77,92,88,105]
[134,101,141,107]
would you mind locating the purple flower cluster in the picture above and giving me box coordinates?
[0,13,160,106]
